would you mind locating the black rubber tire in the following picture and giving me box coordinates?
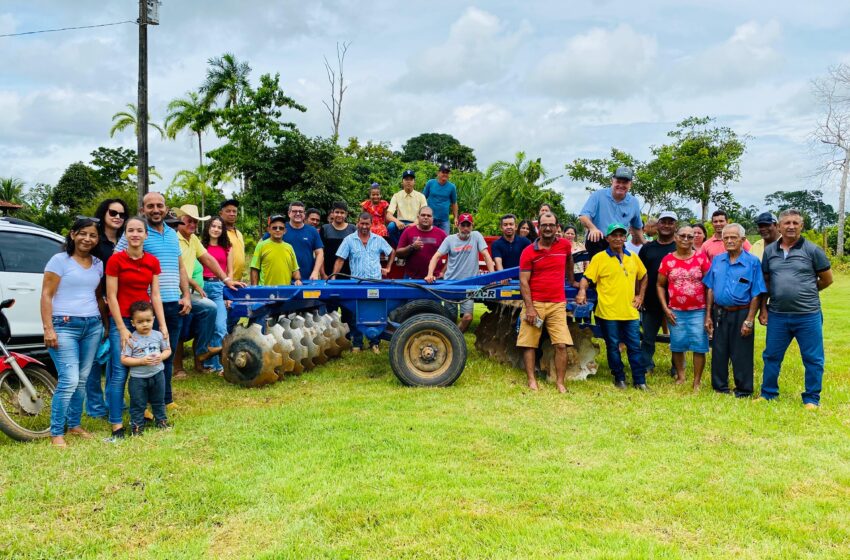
[0,365,56,441]
[389,313,467,387]
[389,299,455,324]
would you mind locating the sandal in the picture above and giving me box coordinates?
[173,370,188,380]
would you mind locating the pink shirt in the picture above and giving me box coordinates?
[702,236,751,260]
[659,252,711,310]
[202,244,228,279]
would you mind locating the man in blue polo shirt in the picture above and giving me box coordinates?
[758,209,833,409]
[579,166,644,257]
[282,201,324,280]
[423,164,458,234]
[703,223,766,398]
[492,214,531,270]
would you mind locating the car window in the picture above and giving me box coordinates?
[0,231,63,273]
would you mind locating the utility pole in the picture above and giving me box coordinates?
[137,0,160,210]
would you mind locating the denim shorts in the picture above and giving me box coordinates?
[669,309,709,353]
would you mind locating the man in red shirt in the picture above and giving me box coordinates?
[395,206,447,279]
[702,210,751,259]
[518,212,575,393]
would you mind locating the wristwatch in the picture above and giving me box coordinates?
[743,320,754,328]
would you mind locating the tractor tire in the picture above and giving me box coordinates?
[389,313,467,387]
[389,299,455,324]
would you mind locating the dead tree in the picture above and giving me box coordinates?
[323,41,351,143]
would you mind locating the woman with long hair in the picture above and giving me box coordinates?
[517,219,538,243]
[85,198,129,420]
[692,223,708,253]
[40,217,107,447]
[200,216,233,374]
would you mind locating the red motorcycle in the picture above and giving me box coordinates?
[0,299,56,441]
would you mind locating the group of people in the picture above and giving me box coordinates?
[39,164,833,448]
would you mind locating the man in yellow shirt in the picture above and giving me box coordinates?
[250,215,302,286]
[219,199,246,281]
[577,223,649,390]
[387,169,427,246]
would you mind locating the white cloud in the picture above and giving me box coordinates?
[530,24,657,99]
[398,7,531,90]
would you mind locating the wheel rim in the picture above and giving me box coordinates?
[403,329,454,380]
[0,369,53,435]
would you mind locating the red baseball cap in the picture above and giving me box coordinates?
[458,213,474,225]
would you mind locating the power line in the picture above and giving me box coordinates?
[0,20,136,38]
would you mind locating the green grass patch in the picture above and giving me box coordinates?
[3,277,850,558]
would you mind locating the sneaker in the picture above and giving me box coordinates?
[156,419,172,430]
[105,427,126,443]
[613,380,627,390]
[131,424,144,436]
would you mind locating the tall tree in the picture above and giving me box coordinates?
[812,64,850,255]
[89,146,137,189]
[650,116,746,221]
[201,53,251,108]
[480,152,564,220]
[765,189,837,230]
[165,91,216,168]
[323,41,351,142]
[167,165,229,217]
[54,162,99,213]
[0,177,26,204]
[400,133,478,172]
[109,103,164,139]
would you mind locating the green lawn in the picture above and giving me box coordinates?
[2,277,850,559]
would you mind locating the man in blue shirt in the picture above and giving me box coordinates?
[423,164,458,234]
[703,223,766,398]
[333,212,395,352]
[579,166,644,257]
[282,201,324,280]
[492,214,531,270]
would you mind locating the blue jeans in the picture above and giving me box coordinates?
[85,357,108,418]
[129,372,166,429]
[761,311,825,405]
[202,280,227,371]
[387,220,413,246]
[106,316,133,424]
[185,293,217,356]
[597,318,646,385]
[154,301,183,405]
[433,219,450,234]
[47,316,103,436]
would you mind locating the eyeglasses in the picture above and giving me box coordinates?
[678,234,695,239]
[290,210,304,214]
[270,226,285,231]
[107,209,127,219]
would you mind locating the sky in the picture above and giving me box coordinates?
[1,0,849,215]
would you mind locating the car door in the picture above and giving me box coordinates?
[0,230,63,346]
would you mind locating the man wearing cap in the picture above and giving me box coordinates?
[423,164,458,234]
[702,210,751,260]
[492,213,532,270]
[750,212,779,261]
[425,212,495,333]
[758,209,832,409]
[517,212,574,392]
[219,199,245,283]
[282,201,324,281]
[579,166,644,257]
[577,223,649,390]
[702,223,766,398]
[638,211,678,375]
[395,206,446,279]
[387,169,427,246]
[250,215,301,286]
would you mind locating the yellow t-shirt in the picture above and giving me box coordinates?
[583,249,647,321]
[250,239,299,286]
[227,228,246,280]
[750,239,765,261]
[388,189,427,222]
[177,233,207,280]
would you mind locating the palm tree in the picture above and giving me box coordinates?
[0,177,25,203]
[165,92,215,168]
[200,53,251,108]
[168,165,232,217]
[481,152,561,219]
[110,103,165,139]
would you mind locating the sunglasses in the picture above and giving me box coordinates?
[679,234,695,239]
[107,209,127,219]
[270,225,285,231]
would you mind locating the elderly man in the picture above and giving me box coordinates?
[703,223,766,398]
[423,164,458,234]
[577,223,649,390]
[702,210,752,260]
[387,169,427,246]
[395,206,446,279]
[334,212,395,352]
[517,212,574,392]
[750,212,779,261]
[579,166,644,257]
[283,201,324,280]
[758,209,833,409]
[425,212,495,333]
[638,210,678,375]
[492,214,532,271]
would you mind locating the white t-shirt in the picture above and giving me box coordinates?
[44,253,103,317]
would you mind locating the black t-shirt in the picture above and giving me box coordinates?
[321,223,356,276]
[639,240,676,311]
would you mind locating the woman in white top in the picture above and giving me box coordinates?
[40,217,107,448]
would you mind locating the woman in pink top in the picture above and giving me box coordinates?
[201,216,232,373]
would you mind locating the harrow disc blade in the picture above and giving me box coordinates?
[222,324,282,387]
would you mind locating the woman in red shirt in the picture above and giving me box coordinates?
[657,225,711,390]
[360,183,389,237]
[104,216,167,440]
[200,216,232,374]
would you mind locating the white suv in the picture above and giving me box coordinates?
[0,217,65,357]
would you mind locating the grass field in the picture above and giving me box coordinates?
[2,277,850,559]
